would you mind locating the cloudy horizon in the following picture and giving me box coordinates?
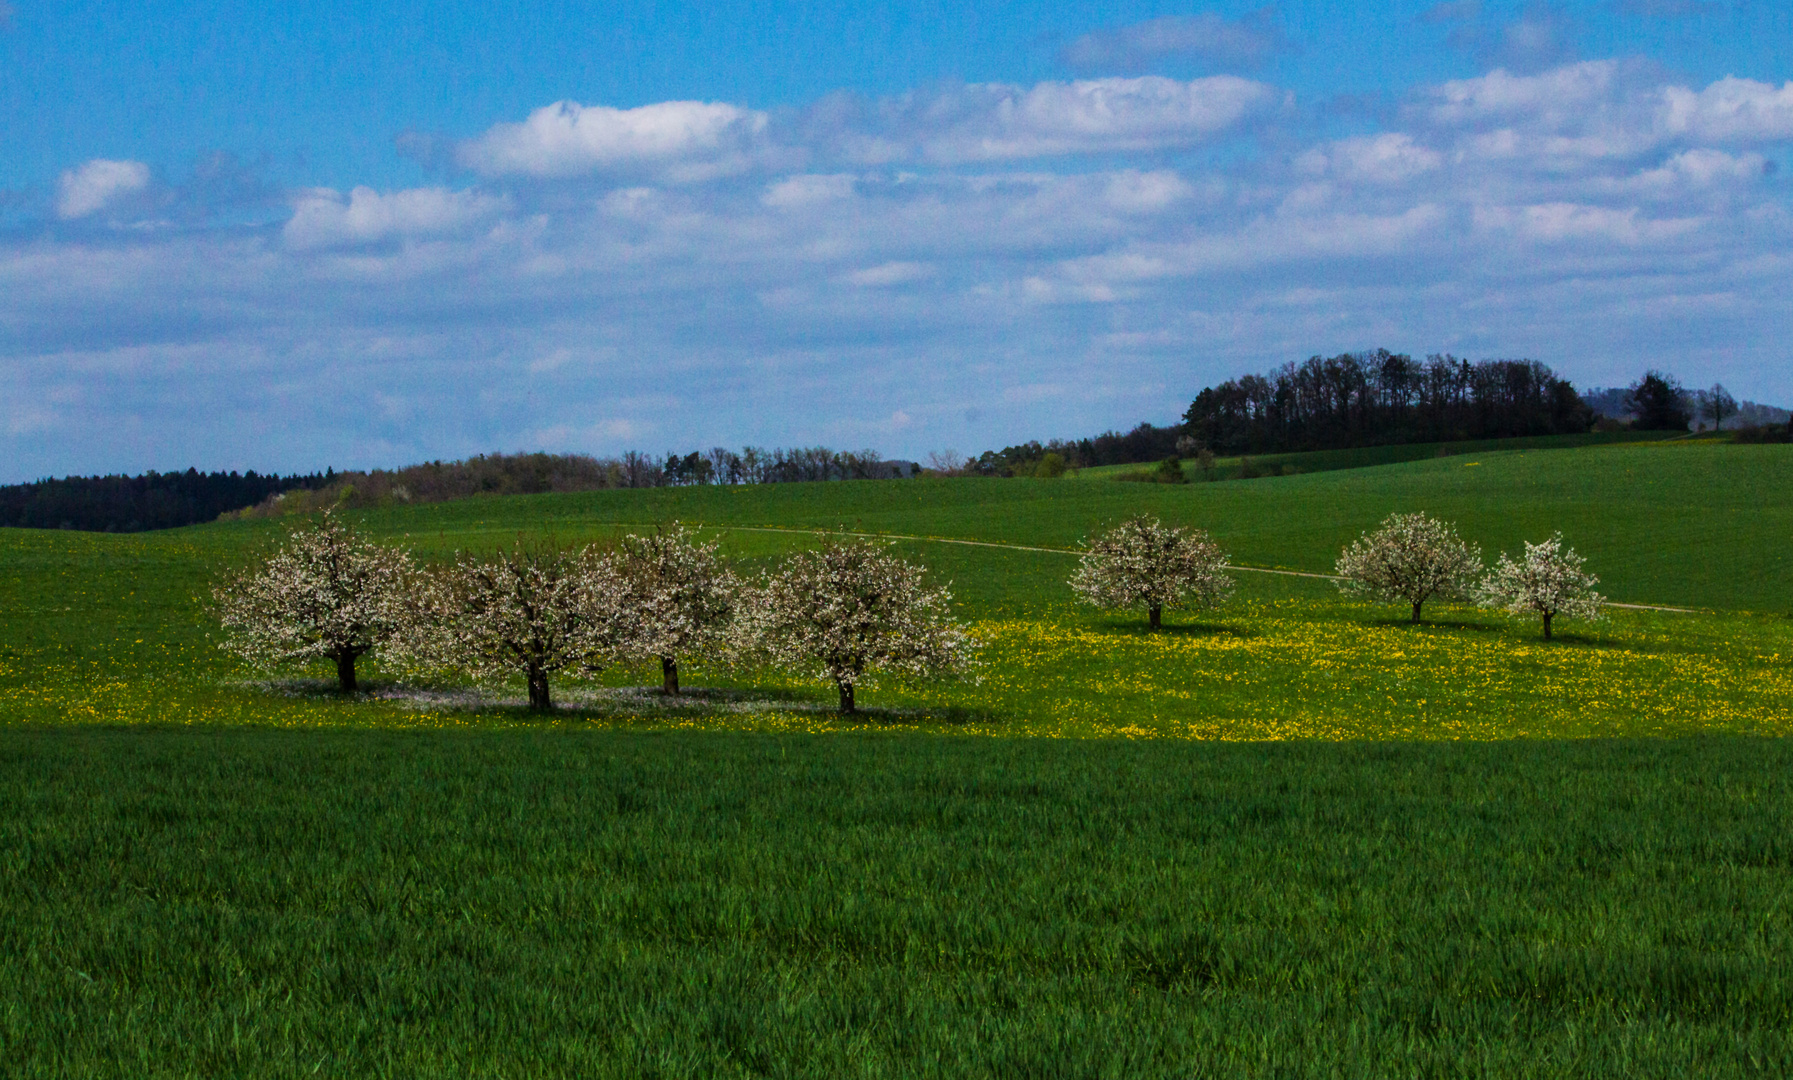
[2,1,1790,482]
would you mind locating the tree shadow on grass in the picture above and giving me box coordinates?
[1350,614,1638,652]
[1358,615,1507,634]
[1101,620,1258,640]
[822,703,1005,728]
[237,677,1003,727]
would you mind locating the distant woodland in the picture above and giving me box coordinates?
[0,469,326,533]
[7,351,1788,532]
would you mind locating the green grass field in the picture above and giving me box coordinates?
[8,728,1793,1077]
[4,438,1792,1074]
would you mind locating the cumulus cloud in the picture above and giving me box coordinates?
[1103,169,1196,212]
[847,261,934,287]
[1060,11,1286,73]
[853,76,1286,164]
[1472,201,1700,244]
[1298,133,1444,183]
[282,185,510,249]
[1415,62,1793,174]
[762,173,857,208]
[7,64,1793,481]
[456,99,771,181]
[443,76,1284,181]
[55,159,152,220]
[1614,148,1771,200]
[1662,77,1793,142]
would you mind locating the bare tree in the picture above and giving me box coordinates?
[403,542,632,711]
[739,539,977,713]
[740,446,769,484]
[705,447,738,485]
[1479,533,1605,640]
[615,523,738,695]
[211,511,416,692]
[1699,384,1737,433]
[1069,515,1233,630]
[1335,512,1481,623]
[620,451,662,489]
[926,450,967,476]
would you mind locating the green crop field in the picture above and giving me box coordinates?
[3,438,1792,1075]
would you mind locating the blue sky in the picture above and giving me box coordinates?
[2,1,1790,480]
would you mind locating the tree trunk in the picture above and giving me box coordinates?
[1542,611,1553,641]
[1149,605,1162,630]
[1411,601,1423,624]
[335,650,358,693]
[527,665,552,712]
[661,655,679,696]
[838,681,855,714]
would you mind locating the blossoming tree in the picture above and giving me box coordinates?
[1479,533,1605,639]
[1334,512,1481,623]
[404,542,633,711]
[614,523,738,695]
[211,510,416,693]
[740,539,977,713]
[1069,515,1233,630]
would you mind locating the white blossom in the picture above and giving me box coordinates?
[737,539,978,713]
[397,542,634,711]
[210,510,416,692]
[1069,515,1233,629]
[1334,512,1481,623]
[1479,533,1605,640]
[614,522,739,695]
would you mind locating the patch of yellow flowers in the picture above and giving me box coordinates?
[4,601,1790,740]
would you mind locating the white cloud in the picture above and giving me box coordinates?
[1424,61,1631,130]
[1661,78,1793,142]
[9,61,1793,481]
[847,261,933,286]
[1624,149,1770,196]
[1418,63,1793,174]
[763,173,857,208]
[55,159,151,220]
[282,185,510,249]
[857,76,1284,164]
[457,99,771,180]
[1103,169,1195,211]
[1299,134,1444,183]
[1472,201,1701,244]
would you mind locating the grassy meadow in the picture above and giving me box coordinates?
[4,437,1793,1074]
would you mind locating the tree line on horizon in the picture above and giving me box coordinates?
[0,467,330,534]
[0,447,917,534]
[967,354,1793,477]
[9,353,1790,534]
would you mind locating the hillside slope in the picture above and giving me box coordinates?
[290,440,1793,612]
